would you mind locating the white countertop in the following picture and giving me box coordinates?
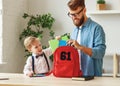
[0,73,120,86]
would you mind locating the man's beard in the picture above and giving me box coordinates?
[73,15,84,27]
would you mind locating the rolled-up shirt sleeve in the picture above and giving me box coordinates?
[91,25,106,59]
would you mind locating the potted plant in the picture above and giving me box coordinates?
[96,0,106,10]
[19,13,55,57]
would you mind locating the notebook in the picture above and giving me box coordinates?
[31,74,45,77]
[72,76,94,81]
[61,35,69,41]
[49,35,69,52]
[59,40,67,46]
[49,39,59,52]
[0,77,9,80]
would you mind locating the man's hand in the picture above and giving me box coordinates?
[67,39,92,56]
[67,39,82,49]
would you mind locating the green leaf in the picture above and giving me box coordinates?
[23,13,29,19]
[97,0,105,4]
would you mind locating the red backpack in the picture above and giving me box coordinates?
[53,46,82,78]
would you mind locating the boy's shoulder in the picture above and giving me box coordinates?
[26,55,33,61]
[43,47,52,56]
[43,47,52,52]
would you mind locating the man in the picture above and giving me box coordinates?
[67,0,106,76]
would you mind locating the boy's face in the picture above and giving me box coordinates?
[29,40,43,55]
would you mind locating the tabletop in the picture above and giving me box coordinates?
[0,73,120,86]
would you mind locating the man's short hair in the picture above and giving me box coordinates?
[67,0,85,10]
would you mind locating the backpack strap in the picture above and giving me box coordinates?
[32,56,35,74]
[43,52,50,71]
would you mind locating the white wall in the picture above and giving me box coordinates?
[28,0,75,46]
[28,0,120,73]
[28,0,120,55]
[0,0,3,63]
[85,0,120,73]
[1,0,120,73]
[86,0,120,55]
[28,0,74,36]
[0,0,28,73]
[85,0,120,10]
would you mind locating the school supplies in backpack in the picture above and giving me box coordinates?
[53,46,82,78]
[49,33,70,52]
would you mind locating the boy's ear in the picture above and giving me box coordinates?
[27,47,32,52]
[83,7,86,13]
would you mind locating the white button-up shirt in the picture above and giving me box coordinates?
[23,47,52,75]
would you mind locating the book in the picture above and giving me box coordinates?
[31,74,45,77]
[59,40,67,46]
[49,35,69,52]
[49,39,59,52]
[61,35,69,41]
[72,76,94,81]
[0,77,9,80]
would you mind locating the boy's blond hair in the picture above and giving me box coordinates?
[24,36,40,50]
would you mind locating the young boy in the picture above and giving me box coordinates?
[23,36,53,77]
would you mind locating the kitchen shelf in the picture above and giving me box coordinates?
[87,10,120,14]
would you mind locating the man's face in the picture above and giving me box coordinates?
[68,7,85,27]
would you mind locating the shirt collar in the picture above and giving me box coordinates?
[82,17,91,27]
[32,52,44,58]
[75,18,91,29]
[32,53,37,57]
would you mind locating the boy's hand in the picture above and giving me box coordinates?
[26,71,34,77]
[55,36,61,40]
